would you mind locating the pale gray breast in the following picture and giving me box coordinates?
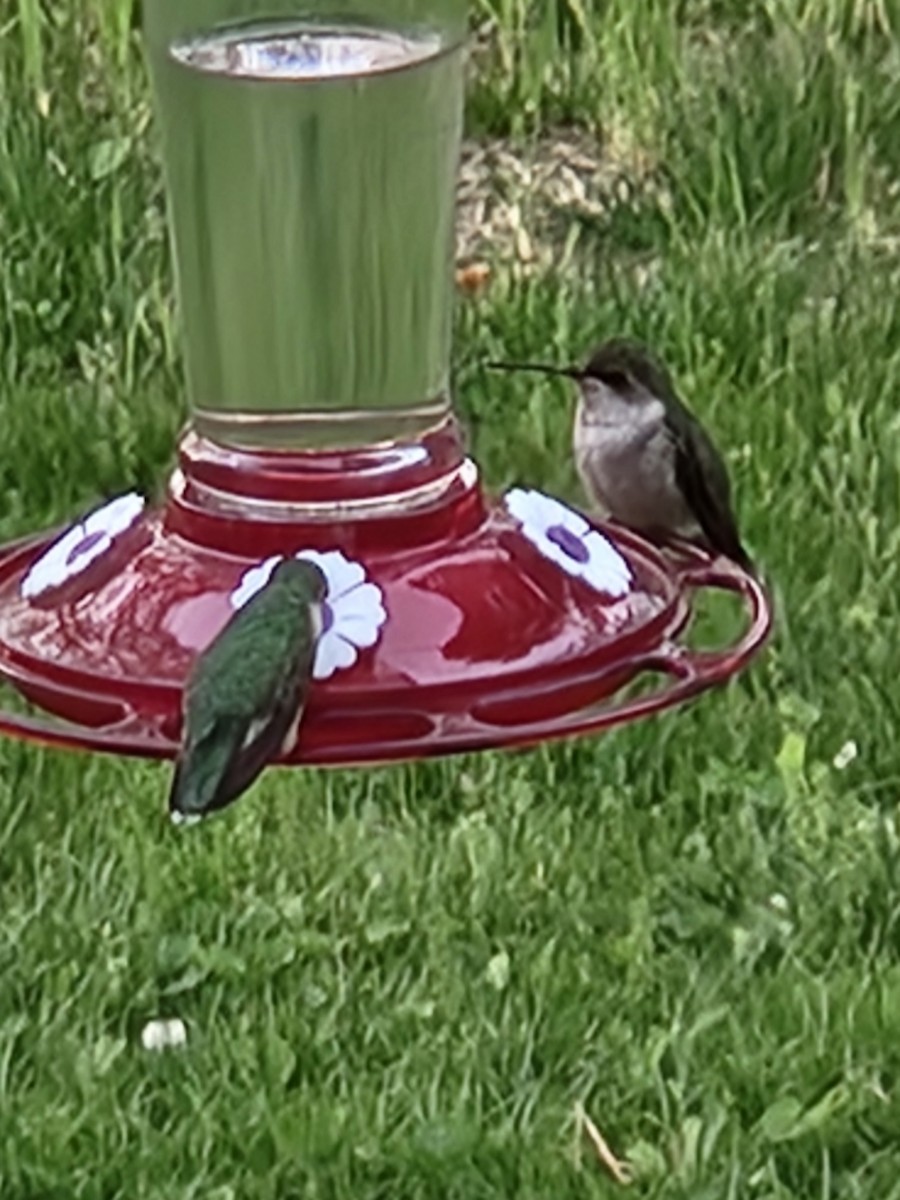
[573,391,696,534]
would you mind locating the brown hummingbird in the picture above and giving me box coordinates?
[487,338,753,572]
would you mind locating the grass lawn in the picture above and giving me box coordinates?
[4,0,900,1195]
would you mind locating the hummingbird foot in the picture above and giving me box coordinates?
[655,531,757,578]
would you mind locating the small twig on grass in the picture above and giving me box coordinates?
[574,1101,634,1187]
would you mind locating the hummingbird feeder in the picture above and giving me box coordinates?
[0,0,771,765]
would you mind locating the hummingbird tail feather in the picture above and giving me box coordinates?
[168,755,210,822]
[169,807,204,827]
[732,543,757,576]
[168,704,305,823]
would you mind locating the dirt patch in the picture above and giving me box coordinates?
[456,128,665,275]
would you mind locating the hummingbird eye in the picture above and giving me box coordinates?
[596,368,630,390]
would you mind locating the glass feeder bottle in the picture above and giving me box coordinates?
[143,0,467,472]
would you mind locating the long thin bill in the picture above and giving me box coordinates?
[484,360,580,378]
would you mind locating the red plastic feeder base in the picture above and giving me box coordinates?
[0,428,772,765]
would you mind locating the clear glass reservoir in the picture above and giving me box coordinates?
[143,0,466,452]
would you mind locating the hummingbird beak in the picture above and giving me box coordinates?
[485,360,582,380]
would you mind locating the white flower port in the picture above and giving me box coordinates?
[230,548,388,680]
[20,492,146,601]
[504,487,633,598]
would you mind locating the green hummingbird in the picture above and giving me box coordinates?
[488,338,753,572]
[169,557,328,823]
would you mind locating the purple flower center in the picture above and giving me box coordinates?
[321,601,334,633]
[546,524,590,564]
[65,530,106,567]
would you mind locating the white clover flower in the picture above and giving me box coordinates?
[140,1017,187,1052]
[21,492,145,600]
[505,487,632,598]
[833,740,858,771]
[229,548,387,680]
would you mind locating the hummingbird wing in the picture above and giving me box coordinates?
[672,414,754,572]
[169,680,307,822]
[169,589,320,821]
